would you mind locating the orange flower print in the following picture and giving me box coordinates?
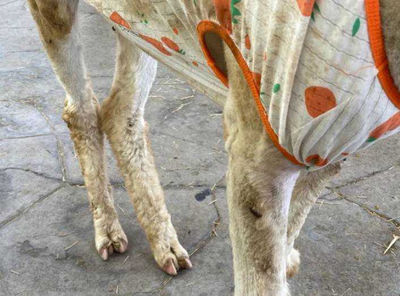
[245,34,251,50]
[110,11,131,30]
[306,154,328,167]
[252,72,261,92]
[192,61,199,67]
[161,37,179,52]
[296,0,316,17]
[161,37,185,54]
[173,27,179,35]
[139,34,171,56]
[305,86,337,118]
[213,0,232,33]
[367,112,400,142]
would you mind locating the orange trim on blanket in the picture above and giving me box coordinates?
[365,0,400,109]
[197,21,303,166]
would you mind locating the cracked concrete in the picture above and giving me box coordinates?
[0,0,399,295]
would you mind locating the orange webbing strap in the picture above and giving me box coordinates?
[197,21,303,166]
[365,0,400,109]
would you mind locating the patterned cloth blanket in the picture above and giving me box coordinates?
[87,0,400,169]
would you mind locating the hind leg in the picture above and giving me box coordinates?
[286,164,341,277]
[28,0,127,260]
[100,33,191,275]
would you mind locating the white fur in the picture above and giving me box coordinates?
[26,0,398,294]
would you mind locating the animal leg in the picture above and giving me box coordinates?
[286,164,341,277]
[224,46,301,296]
[28,0,127,260]
[100,33,191,275]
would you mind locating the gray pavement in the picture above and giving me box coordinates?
[0,1,399,295]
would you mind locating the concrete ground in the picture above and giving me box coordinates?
[1,1,399,295]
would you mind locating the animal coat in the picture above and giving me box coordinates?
[87,0,400,169]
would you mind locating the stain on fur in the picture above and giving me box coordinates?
[249,207,262,218]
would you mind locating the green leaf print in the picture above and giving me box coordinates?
[367,137,376,143]
[314,3,320,13]
[273,83,280,93]
[311,3,320,22]
[352,18,361,36]
[231,0,241,24]
[137,11,148,25]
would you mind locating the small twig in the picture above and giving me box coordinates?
[178,95,195,101]
[316,200,341,206]
[341,288,351,296]
[384,234,400,255]
[211,229,218,237]
[211,175,225,192]
[117,204,126,215]
[64,241,79,251]
[159,277,173,291]
[115,285,119,295]
[208,200,217,205]
[10,270,20,275]
[388,216,400,222]
[374,241,387,248]
[148,95,166,100]
[170,101,191,114]
[123,255,130,264]
[374,241,395,255]
[57,232,71,237]
[208,176,224,238]
[209,113,223,117]
[188,175,225,257]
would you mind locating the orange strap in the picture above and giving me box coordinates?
[197,21,302,166]
[365,0,400,109]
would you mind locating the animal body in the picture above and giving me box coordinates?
[27,0,400,295]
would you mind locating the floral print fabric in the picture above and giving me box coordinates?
[87,0,400,169]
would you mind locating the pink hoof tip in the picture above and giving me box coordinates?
[179,258,192,269]
[100,248,108,261]
[115,239,128,253]
[163,259,177,276]
[108,245,114,256]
